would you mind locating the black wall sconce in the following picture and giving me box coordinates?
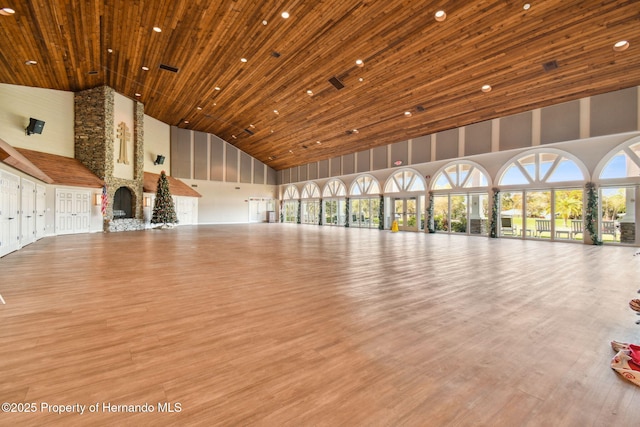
[154,155,165,165]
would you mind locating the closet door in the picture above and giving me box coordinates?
[0,170,20,257]
[35,184,46,240]
[21,178,36,246]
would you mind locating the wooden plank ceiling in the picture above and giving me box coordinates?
[0,1,639,171]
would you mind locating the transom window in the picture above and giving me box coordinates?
[283,184,299,200]
[433,163,489,190]
[350,175,380,196]
[301,182,320,199]
[499,152,584,186]
[322,179,346,197]
[599,141,640,179]
[384,169,425,193]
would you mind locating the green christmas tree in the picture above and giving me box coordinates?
[151,171,178,226]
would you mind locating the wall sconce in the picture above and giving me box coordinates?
[154,154,165,165]
[94,193,101,206]
[144,196,151,207]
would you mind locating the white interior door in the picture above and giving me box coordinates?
[35,184,46,239]
[0,170,21,257]
[20,179,36,246]
[56,189,91,235]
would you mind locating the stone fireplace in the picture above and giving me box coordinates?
[74,86,145,232]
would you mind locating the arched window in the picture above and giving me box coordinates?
[300,182,320,225]
[384,169,425,193]
[282,185,299,223]
[322,179,346,226]
[430,161,490,236]
[283,185,299,200]
[496,150,588,242]
[498,151,585,187]
[432,163,489,190]
[598,140,640,180]
[322,179,346,197]
[301,182,320,199]
[594,137,640,245]
[350,175,380,196]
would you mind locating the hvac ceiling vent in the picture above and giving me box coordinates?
[271,51,281,58]
[415,105,425,112]
[542,60,558,72]
[329,76,345,90]
[159,63,179,73]
[244,128,254,135]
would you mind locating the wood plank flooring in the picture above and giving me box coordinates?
[1,224,640,426]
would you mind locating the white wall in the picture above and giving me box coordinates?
[144,115,170,173]
[180,178,277,224]
[0,83,74,157]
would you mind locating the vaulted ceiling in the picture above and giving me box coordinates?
[0,0,639,170]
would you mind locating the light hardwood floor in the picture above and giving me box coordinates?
[1,224,639,426]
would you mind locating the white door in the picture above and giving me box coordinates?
[74,191,91,233]
[20,179,36,246]
[35,184,46,239]
[0,170,21,257]
[56,189,91,235]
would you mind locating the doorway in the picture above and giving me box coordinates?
[394,197,418,231]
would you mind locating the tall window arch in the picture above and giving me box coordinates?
[350,175,381,229]
[383,169,426,231]
[300,182,320,225]
[282,184,299,223]
[431,161,490,235]
[594,137,640,245]
[496,149,587,242]
[322,179,346,226]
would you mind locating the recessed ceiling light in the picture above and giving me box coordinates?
[153,26,162,32]
[356,59,364,67]
[197,106,202,110]
[523,3,531,10]
[240,57,247,63]
[316,140,321,144]
[404,111,412,117]
[613,40,629,52]
[214,86,221,91]
[24,60,37,65]
[289,149,293,153]
[281,11,290,19]
[481,84,492,92]
[306,89,313,95]
[135,93,141,97]
[184,120,190,124]
[0,7,15,15]
[249,124,255,128]
[359,77,364,82]
[107,48,113,53]
[271,129,274,133]
[232,135,237,139]
[213,103,217,106]
[141,66,149,71]
[435,10,446,22]
[352,129,359,134]
[273,109,279,115]
[262,20,268,25]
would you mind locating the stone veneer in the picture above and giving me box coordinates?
[74,86,145,232]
